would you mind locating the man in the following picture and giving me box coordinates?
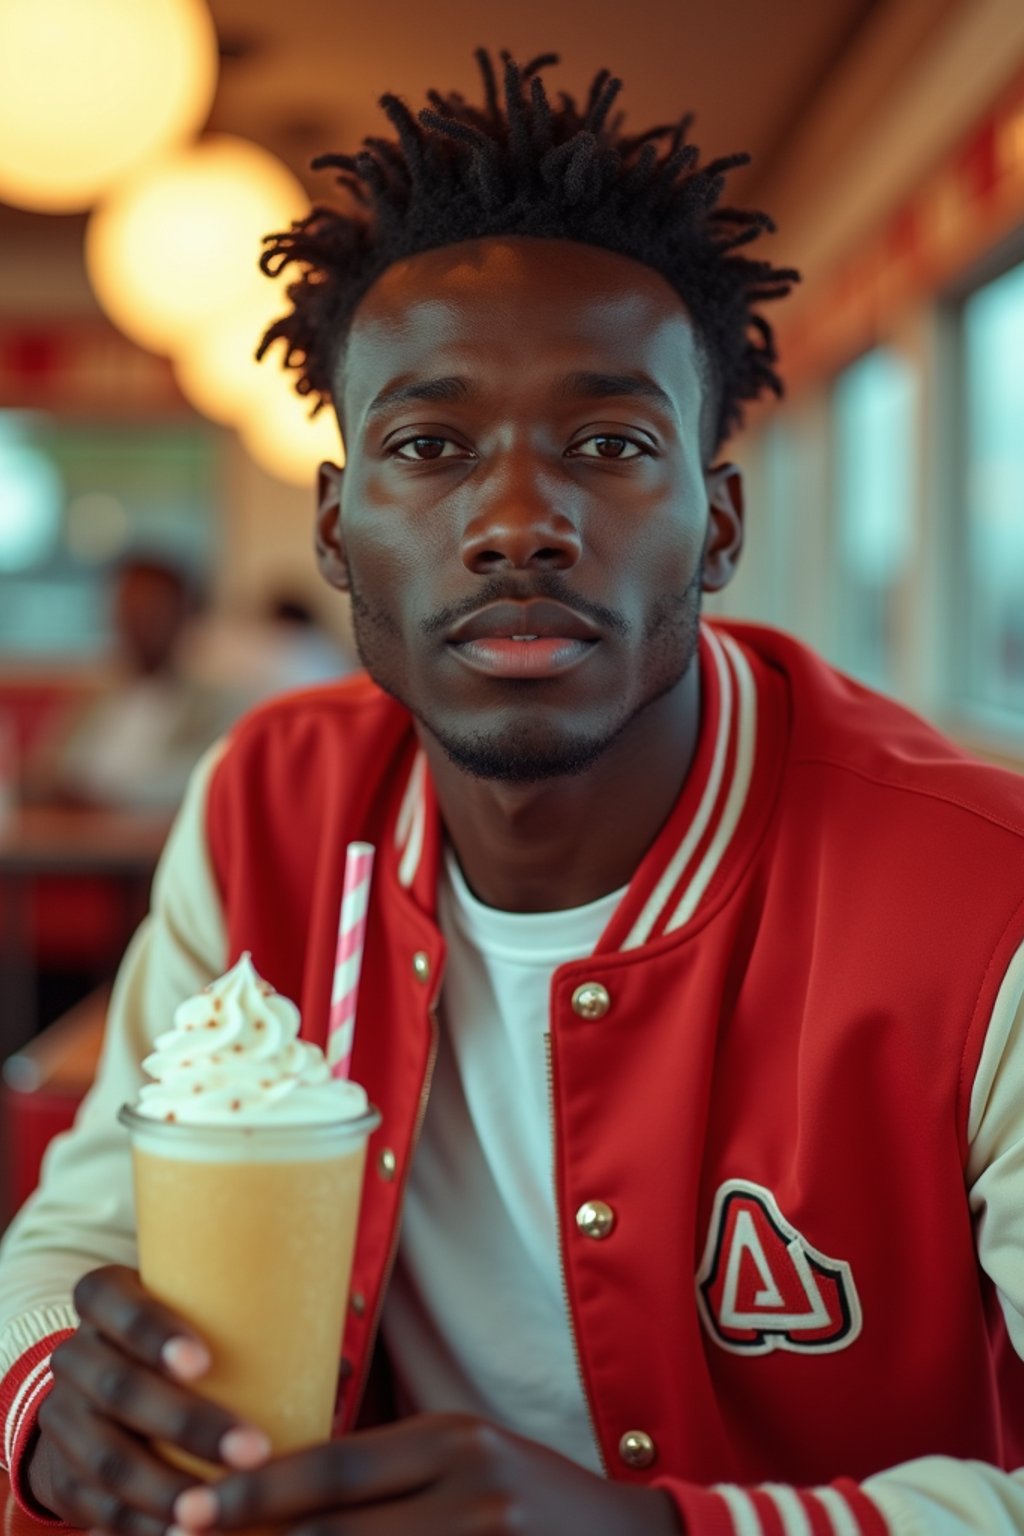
[25,555,232,811]
[1,47,1023,1536]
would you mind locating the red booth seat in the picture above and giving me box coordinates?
[0,673,134,967]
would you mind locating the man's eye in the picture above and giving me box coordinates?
[571,435,648,460]
[389,433,649,462]
[391,436,464,461]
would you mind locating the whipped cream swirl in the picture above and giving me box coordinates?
[137,952,368,1126]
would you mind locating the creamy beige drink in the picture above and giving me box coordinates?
[119,953,380,1471]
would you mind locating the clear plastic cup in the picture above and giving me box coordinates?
[118,1101,381,1473]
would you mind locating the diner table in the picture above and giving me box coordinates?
[0,804,171,1060]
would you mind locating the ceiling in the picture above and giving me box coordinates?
[0,0,882,252]
[203,0,881,204]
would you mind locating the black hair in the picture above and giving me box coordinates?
[256,47,799,452]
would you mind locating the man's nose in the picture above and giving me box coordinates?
[459,457,582,574]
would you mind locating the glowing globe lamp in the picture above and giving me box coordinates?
[85,136,308,355]
[173,300,287,425]
[0,0,217,212]
[239,366,345,488]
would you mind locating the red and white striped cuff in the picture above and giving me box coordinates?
[0,1328,76,1527]
[656,1474,889,1535]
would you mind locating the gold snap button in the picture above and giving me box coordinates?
[618,1429,656,1468]
[575,1200,615,1239]
[571,982,610,1020]
[412,951,431,982]
[378,1147,397,1180]
[350,1291,366,1316]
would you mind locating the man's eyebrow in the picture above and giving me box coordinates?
[364,370,676,421]
[554,371,676,416]
[365,376,470,420]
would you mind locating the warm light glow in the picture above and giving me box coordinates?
[0,0,217,213]
[85,136,309,355]
[239,369,345,487]
[173,302,284,425]
[997,110,1024,176]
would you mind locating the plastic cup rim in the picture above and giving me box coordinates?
[117,1100,382,1141]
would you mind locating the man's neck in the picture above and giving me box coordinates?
[419,661,702,914]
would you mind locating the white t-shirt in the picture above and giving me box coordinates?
[380,843,628,1473]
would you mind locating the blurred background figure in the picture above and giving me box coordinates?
[183,589,356,707]
[260,594,356,690]
[23,553,237,811]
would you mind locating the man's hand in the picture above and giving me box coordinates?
[174,1413,683,1536]
[26,1265,271,1535]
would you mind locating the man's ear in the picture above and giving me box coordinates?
[701,462,745,593]
[316,461,350,593]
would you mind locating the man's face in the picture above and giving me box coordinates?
[318,236,742,783]
[114,566,189,675]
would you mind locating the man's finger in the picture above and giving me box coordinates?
[52,1327,268,1469]
[41,1388,194,1523]
[41,1442,169,1536]
[73,1267,211,1381]
[177,1417,474,1530]
[289,1496,478,1536]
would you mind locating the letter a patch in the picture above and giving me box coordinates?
[696,1179,862,1355]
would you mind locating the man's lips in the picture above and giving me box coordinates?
[446,599,601,645]
[445,600,601,681]
[448,636,597,679]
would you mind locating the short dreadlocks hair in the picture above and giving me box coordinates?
[257,47,799,452]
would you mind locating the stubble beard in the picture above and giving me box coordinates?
[347,562,704,785]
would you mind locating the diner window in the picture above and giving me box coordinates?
[831,347,916,695]
[0,412,218,659]
[961,259,1024,725]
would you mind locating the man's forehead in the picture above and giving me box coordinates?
[351,235,691,333]
[339,236,704,409]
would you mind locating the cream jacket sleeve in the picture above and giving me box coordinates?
[860,939,1024,1536]
[0,742,228,1473]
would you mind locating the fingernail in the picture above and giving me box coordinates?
[220,1425,271,1468]
[161,1337,210,1380]
[173,1488,217,1529]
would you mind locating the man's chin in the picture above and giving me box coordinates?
[424,721,613,785]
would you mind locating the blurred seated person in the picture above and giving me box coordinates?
[261,594,356,690]
[23,555,241,813]
[182,589,356,704]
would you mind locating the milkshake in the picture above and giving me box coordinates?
[119,953,380,1470]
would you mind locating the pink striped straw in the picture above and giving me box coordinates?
[328,841,375,1079]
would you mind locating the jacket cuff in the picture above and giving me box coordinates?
[653,1474,890,1535]
[1,1328,76,1528]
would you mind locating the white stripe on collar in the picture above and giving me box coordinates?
[622,627,734,951]
[663,629,757,935]
[396,748,427,889]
